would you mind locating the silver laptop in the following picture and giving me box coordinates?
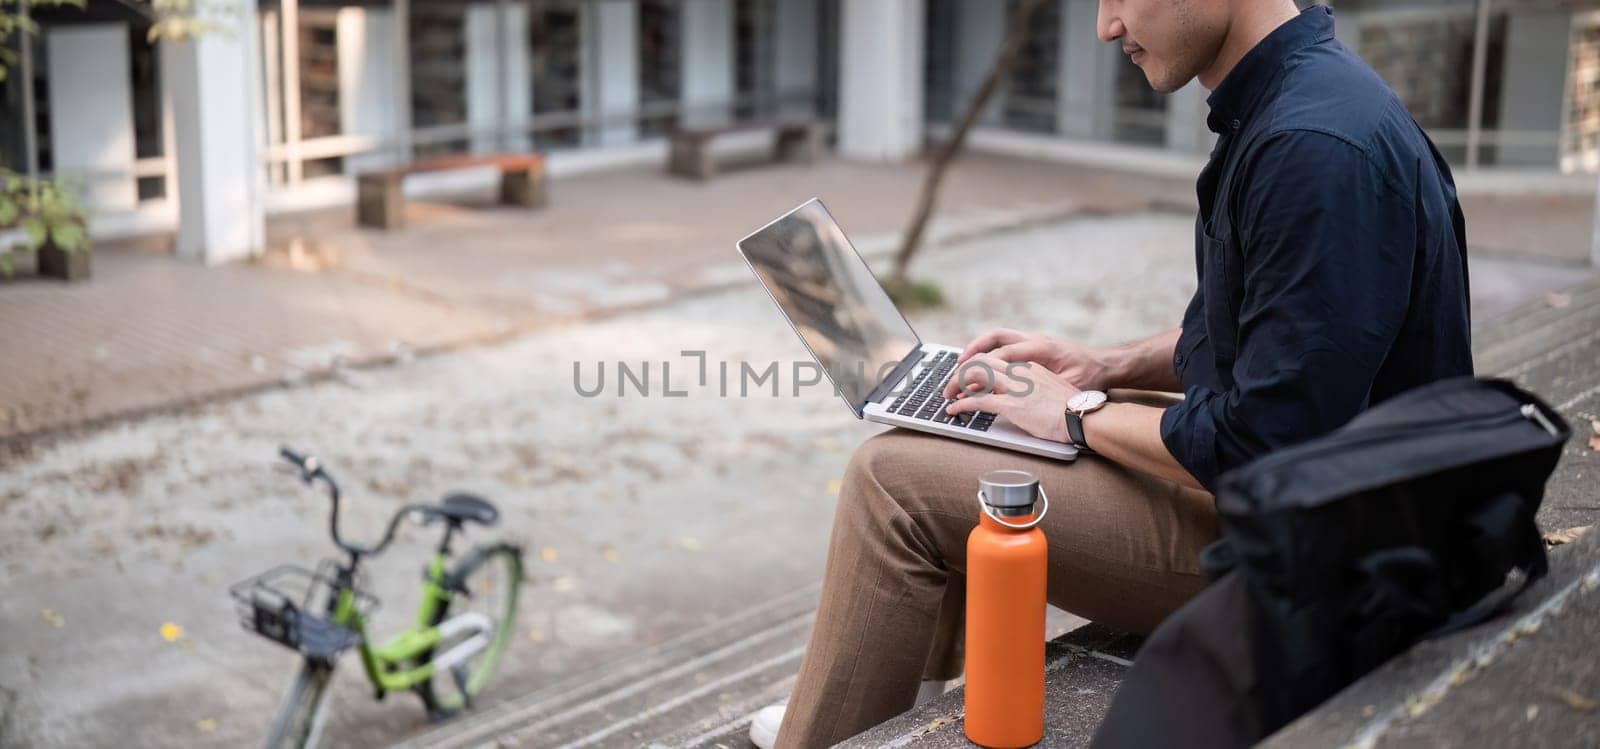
[736,198,1078,461]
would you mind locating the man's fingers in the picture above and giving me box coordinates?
[945,353,1009,399]
[958,328,1025,363]
[991,340,1053,364]
[945,391,1002,416]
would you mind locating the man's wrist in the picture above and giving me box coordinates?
[1091,346,1132,390]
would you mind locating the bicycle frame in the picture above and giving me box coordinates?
[325,553,462,694]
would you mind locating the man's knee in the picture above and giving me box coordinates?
[842,430,920,500]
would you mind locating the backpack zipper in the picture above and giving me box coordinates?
[1238,401,1557,477]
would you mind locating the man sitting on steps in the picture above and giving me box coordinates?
[751,0,1473,746]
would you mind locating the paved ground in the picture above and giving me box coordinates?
[0,204,1592,747]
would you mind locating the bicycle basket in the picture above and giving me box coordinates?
[229,562,378,660]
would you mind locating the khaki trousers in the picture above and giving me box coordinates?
[775,425,1219,748]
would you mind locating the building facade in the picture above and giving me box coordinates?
[0,0,1592,264]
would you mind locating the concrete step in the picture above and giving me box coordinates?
[1474,275,1600,377]
[836,624,1142,748]
[1266,529,1600,748]
[1473,273,1600,531]
[392,584,820,749]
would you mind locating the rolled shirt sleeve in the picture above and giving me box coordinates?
[1161,131,1416,490]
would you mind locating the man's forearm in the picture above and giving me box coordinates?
[1098,327,1183,392]
[1082,402,1205,491]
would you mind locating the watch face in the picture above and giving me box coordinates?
[1068,390,1107,412]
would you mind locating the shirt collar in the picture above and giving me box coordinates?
[1205,5,1336,134]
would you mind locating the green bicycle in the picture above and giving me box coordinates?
[231,447,524,748]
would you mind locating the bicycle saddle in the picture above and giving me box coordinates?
[426,493,499,526]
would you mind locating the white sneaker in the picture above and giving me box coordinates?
[748,681,945,749]
[749,702,786,749]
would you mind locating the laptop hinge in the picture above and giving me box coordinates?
[862,346,925,409]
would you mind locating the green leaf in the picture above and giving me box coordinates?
[0,197,16,226]
[18,216,45,249]
[0,251,13,279]
[49,221,86,252]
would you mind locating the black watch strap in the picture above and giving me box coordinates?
[1065,410,1089,450]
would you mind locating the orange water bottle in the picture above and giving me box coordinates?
[965,469,1049,748]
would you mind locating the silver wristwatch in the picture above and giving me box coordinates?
[1064,390,1108,450]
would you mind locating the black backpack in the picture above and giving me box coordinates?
[1092,377,1570,748]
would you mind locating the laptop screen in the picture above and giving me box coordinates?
[737,199,921,416]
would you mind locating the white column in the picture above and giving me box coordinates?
[1165,79,1213,154]
[1592,170,1600,269]
[391,0,413,163]
[501,1,532,152]
[466,4,501,153]
[591,0,640,146]
[1058,0,1116,140]
[774,0,819,118]
[1496,12,1570,168]
[838,0,924,162]
[338,7,400,170]
[47,24,139,212]
[680,0,735,127]
[1333,9,1362,58]
[280,0,303,182]
[954,0,1005,126]
[163,1,265,265]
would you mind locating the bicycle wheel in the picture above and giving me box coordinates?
[265,659,335,749]
[417,543,522,717]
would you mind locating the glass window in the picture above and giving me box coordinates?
[410,0,469,158]
[640,0,682,137]
[1001,0,1059,134]
[734,0,777,120]
[530,0,583,148]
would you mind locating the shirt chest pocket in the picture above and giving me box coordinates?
[1200,224,1242,364]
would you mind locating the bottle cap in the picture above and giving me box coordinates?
[978,469,1040,518]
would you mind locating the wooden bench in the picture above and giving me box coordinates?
[667,120,825,180]
[356,153,547,230]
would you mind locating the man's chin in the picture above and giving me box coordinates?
[1143,67,1191,94]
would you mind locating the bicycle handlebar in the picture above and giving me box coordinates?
[278,445,427,561]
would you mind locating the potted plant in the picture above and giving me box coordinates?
[0,172,90,281]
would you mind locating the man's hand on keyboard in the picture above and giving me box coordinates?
[943,352,1079,443]
[954,328,1116,392]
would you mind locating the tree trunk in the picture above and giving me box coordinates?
[889,0,1049,286]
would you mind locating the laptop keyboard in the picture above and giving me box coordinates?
[884,351,998,431]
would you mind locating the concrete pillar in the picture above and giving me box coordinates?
[680,0,735,127]
[466,4,500,153]
[954,0,1005,127]
[338,7,400,170]
[774,0,819,118]
[1165,79,1213,154]
[1495,12,1570,168]
[838,0,924,162]
[47,24,139,212]
[501,1,532,152]
[1593,170,1600,269]
[1058,0,1117,140]
[466,2,534,153]
[591,0,640,145]
[1333,8,1362,58]
[163,2,265,265]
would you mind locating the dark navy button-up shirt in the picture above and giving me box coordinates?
[1160,6,1473,491]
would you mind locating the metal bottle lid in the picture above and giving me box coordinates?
[978,469,1040,518]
